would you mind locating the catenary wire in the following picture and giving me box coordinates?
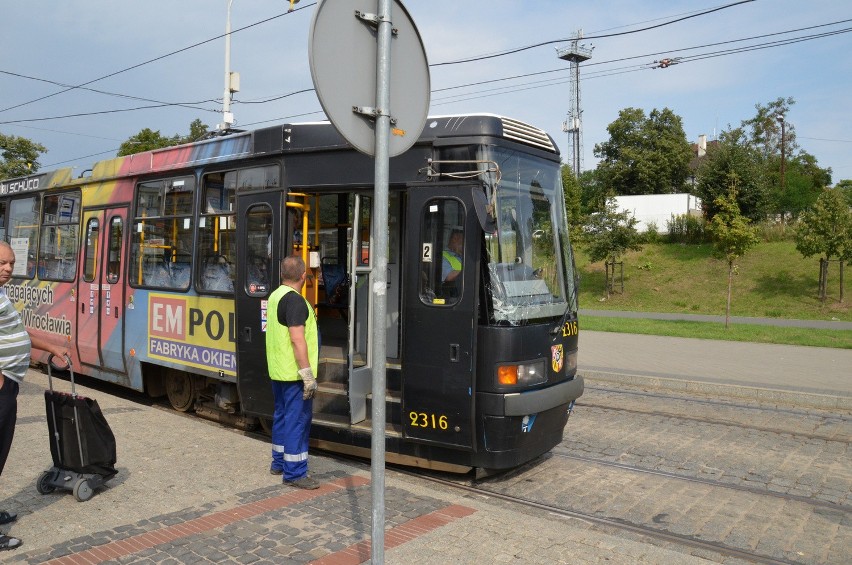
[430,0,756,66]
[0,2,316,114]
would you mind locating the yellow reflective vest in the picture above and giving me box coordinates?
[266,285,318,382]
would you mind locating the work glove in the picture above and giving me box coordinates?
[298,367,317,400]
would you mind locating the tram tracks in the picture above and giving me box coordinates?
[576,402,850,443]
[549,449,850,513]
[581,385,851,443]
[405,467,810,565]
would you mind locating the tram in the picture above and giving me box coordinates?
[0,114,583,473]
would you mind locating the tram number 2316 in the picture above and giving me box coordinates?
[561,320,579,337]
[409,411,449,430]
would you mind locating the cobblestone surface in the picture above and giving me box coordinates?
[0,369,714,565]
[1,343,850,564]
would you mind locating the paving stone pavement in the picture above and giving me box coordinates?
[2,368,713,565]
[0,330,849,564]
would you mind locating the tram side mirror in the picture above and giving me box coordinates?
[471,187,497,234]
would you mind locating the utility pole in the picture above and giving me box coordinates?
[557,31,593,178]
[220,0,240,131]
[776,113,786,193]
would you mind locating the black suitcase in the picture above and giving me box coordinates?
[36,356,117,502]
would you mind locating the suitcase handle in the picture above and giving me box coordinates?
[47,354,74,394]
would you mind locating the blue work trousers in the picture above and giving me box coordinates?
[270,380,312,481]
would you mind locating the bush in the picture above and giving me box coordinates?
[758,221,795,242]
[666,214,707,244]
[642,221,661,244]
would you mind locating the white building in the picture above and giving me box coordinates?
[614,193,702,233]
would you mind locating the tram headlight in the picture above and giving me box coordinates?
[496,360,546,387]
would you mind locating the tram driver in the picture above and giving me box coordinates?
[441,230,464,282]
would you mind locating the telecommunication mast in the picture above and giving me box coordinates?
[557,31,593,178]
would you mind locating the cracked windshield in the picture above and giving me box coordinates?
[484,147,577,324]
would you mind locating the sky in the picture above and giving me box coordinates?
[2,0,850,183]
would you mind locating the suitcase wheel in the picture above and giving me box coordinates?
[73,478,94,502]
[36,471,56,495]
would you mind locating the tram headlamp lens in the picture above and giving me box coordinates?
[497,360,546,386]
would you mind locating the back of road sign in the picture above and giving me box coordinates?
[308,0,430,157]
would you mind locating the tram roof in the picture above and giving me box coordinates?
[0,114,558,191]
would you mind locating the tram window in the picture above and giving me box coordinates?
[245,205,272,296]
[419,198,465,306]
[83,218,99,282]
[237,165,279,190]
[358,197,372,266]
[0,201,6,242]
[198,171,236,293]
[8,196,39,278]
[129,176,194,289]
[39,192,81,281]
[106,217,123,284]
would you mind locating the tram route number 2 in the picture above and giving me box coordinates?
[409,411,448,430]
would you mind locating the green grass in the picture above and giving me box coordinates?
[575,241,852,347]
[581,316,852,349]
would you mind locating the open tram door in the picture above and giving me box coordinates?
[402,185,480,450]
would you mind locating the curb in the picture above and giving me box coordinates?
[580,370,852,410]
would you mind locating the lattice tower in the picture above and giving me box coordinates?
[557,32,593,178]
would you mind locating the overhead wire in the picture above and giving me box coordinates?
[12,4,846,167]
[430,0,756,66]
[0,2,316,114]
[0,69,220,112]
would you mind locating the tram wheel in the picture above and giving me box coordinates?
[73,478,94,502]
[36,471,56,494]
[165,372,197,412]
[259,417,273,435]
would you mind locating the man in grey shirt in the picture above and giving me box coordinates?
[0,241,68,551]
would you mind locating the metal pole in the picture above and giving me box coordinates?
[222,0,234,129]
[779,119,786,192]
[573,62,580,178]
[371,0,392,562]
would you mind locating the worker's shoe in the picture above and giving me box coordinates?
[269,467,283,476]
[0,534,21,551]
[284,476,319,490]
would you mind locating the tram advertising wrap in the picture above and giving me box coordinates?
[147,293,236,376]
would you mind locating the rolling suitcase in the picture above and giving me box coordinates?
[36,355,117,502]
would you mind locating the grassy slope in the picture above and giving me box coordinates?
[576,241,850,322]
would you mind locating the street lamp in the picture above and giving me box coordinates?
[219,1,298,131]
[220,0,238,131]
[776,113,786,193]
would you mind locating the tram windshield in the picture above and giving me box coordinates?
[483,147,578,324]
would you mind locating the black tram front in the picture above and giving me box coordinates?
[232,115,583,473]
[402,135,583,471]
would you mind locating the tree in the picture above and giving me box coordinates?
[0,132,47,179]
[578,169,608,216]
[780,152,833,220]
[118,119,211,156]
[740,97,832,221]
[582,196,642,297]
[708,178,760,328]
[594,107,693,196]
[742,96,797,159]
[835,179,852,208]
[794,188,852,302]
[695,127,768,222]
[561,164,581,227]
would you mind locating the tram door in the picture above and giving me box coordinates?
[77,207,128,374]
[234,191,283,418]
[402,186,479,449]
